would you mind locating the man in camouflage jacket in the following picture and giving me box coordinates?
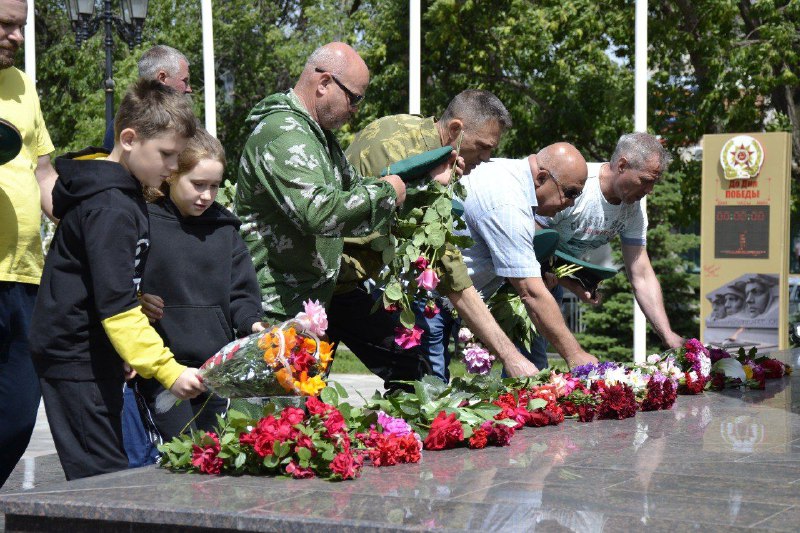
[235,42,405,320]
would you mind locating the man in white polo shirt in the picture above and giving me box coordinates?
[530,132,683,365]
[457,142,600,371]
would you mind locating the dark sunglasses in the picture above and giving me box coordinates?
[543,168,582,201]
[314,67,364,107]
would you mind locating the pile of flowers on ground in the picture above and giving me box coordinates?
[158,338,792,481]
[159,397,423,480]
[199,299,333,398]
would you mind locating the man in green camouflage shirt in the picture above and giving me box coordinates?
[236,42,406,320]
[330,90,541,383]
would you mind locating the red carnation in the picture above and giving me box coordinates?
[597,383,637,420]
[398,434,421,463]
[762,358,785,379]
[292,350,316,374]
[576,403,596,422]
[330,451,362,480]
[423,411,464,450]
[641,379,664,411]
[661,379,677,409]
[488,424,515,447]
[468,428,489,449]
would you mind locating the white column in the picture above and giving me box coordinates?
[24,0,36,83]
[409,0,421,114]
[633,0,648,363]
[201,0,217,136]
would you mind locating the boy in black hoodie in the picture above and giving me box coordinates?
[29,80,206,480]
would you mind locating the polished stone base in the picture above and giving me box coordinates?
[2,351,800,532]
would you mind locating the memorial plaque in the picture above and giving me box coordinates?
[701,132,791,351]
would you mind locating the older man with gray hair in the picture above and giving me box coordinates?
[102,45,191,149]
[529,132,684,368]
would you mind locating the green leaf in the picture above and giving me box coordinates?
[384,281,403,301]
[526,398,548,411]
[234,452,246,469]
[297,447,312,462]
[400,307,416,329]
[320,386,338,406]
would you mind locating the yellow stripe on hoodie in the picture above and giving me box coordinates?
[101,306,186,389]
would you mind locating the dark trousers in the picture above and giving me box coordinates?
[136,377,227,442]
[327,287,431,389]
[0,282,41,488]
[121,383,159,467]
[40,377,129,480]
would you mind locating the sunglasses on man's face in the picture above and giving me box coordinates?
[314,67,364,107]
[543,168,582,201]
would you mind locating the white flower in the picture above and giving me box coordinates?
[457,327,473,343]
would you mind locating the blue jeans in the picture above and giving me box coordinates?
[412,298,456,383]
[121,383,158,467]
[0,282,41,488]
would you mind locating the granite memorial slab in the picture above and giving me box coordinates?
[2,351,799,532]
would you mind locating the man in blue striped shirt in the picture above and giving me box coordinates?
[457,142,600,370]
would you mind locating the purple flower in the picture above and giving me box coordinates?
[376,411,413,437]
[464,345,494,374]
[708,348,731,364]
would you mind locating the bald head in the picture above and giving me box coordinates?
[295,42,369,130]
[531,142,588,217]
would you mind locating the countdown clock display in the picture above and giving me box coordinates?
[714,205,769,258]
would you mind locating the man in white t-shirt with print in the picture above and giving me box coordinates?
[533,132,683,364]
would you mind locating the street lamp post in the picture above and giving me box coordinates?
[65,0,149,131]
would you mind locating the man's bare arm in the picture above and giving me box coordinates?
[446,285,539,377]
[507,276,598,369]
[35,154,58,222]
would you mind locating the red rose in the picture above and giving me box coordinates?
[330,452,362,480]
[423,411,464,450]
[191,432,223,475]
[281,407,306,426]
[306,396,334,415]
[285,460,315,479]
[323,409,347,437]
[292,350,316,374]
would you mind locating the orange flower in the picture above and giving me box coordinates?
[283,327,298,352]
[260,330,282,365]
[275,368,295,392]
[319,340,334,368]
[302,337,317,353]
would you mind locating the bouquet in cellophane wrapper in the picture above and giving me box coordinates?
[156,300,333,412]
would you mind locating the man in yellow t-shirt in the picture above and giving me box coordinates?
[0,0,59,488]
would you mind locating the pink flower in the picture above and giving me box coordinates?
[394,325,423,349]
[457,327,473,343]
[464,345,494,374]
[295,299,328,337]
[423,301,440,318]
[415,268,440,291]
[414,256,429,270]
[376,411,413,437]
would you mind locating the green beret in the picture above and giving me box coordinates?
[380,146,453,183]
